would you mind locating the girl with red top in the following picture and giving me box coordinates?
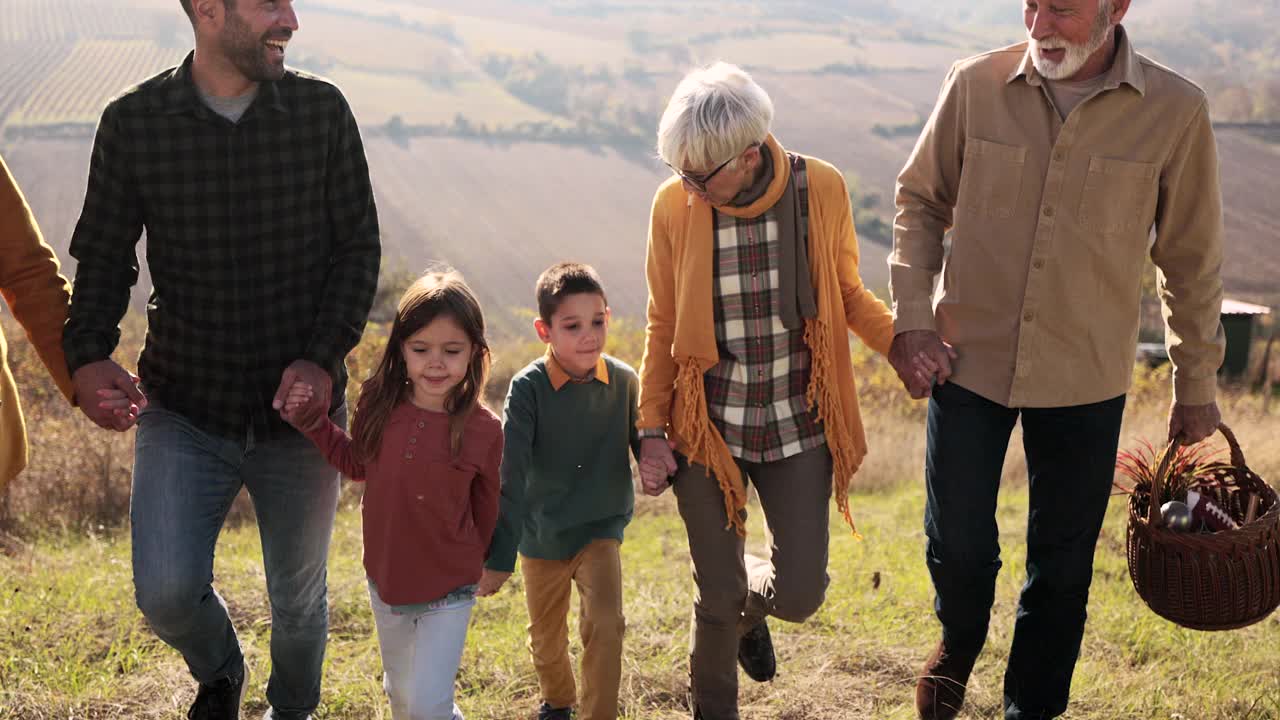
[282,270,502,720]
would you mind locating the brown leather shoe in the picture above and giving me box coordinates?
[915,641,978,720]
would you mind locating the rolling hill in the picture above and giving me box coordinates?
[1,0,1276,338]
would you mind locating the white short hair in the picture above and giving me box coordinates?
[656,62,774,171]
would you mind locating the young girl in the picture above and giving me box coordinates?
[282,271,503,720]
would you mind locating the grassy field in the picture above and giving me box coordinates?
[4,476,1280,719]
[2,323,1280,719]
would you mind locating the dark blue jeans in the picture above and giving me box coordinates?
[131,405,341,716]
[924,382,1124,720]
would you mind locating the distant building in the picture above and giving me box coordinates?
[1220,298,1272,378]
[1135,298,1272,379]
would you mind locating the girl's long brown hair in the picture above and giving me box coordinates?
[350,270,491,463]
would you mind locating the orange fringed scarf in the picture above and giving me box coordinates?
[637,134,896,536]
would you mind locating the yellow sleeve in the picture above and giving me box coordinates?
[0,155,74,402]
[812,159,895,356]
[637,184,680,430]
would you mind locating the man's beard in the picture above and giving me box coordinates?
[1030,2,1114,80]
[221,10,287,83]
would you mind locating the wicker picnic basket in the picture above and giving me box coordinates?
[1126,423,1280,630]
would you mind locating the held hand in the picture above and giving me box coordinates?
[475,569,511,597]
[72,360,146,431]
[274,360,331,431]
[639,437,678,497]
[280,382,318,431]
[96,387,141,430]
[639,458,671,495]
[1168,400,1221,445]
[888,330,957,399]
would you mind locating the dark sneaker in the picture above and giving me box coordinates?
[737,619,777,682]
[915,640,978,720]
[537,702,573,720]
[187,664,248,720]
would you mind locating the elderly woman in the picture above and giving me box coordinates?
[635,62,899,719]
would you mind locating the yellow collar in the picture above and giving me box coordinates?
[546,350,610,391]
[707,133,790,220]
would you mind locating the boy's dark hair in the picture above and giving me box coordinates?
[536,262,608,323]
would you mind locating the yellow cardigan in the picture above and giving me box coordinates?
[0,154,74,487]
[638,134,895,535]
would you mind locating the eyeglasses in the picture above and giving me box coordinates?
[665,145,755,193]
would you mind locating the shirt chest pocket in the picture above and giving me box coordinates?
[1077,156,1157,236]
[958,138,1027,220]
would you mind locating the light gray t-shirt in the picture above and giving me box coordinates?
[1045,73,1107,120]
[197,84,259,123]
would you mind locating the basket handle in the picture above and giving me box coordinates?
[1146,422,1247,527]
[1216,422,1248,470]
[1148,436,1183,527]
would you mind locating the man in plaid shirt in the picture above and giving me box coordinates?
[63,1,378,717]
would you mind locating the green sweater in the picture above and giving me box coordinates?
[486,354,640,573]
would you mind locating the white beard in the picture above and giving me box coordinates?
[1029,9,1114,80]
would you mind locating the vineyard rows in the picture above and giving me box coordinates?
[0,42,70,130]
[0,0,176,46]
[7,39,186,128]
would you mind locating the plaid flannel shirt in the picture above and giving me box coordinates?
[704,155,825,463]
[63,53,380,440]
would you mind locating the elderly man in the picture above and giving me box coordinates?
[62,0,379,718]
[888,1,1226,718]
[0,155,77,486]
[637,62,900,720]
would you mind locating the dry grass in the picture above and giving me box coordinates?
[6,314,1280,536]
[3,318,1280,719]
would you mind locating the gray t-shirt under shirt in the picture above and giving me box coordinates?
[1044,74,1108,120]
[197,84,259,123]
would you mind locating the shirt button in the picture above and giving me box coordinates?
[1023,312,1035,322]
[1042,206,1055,218]
[417,421,425,429]
[1032,259,1045,270]
[1053,150,1065,162]
[576,464,583,469]
[409,437,417,444]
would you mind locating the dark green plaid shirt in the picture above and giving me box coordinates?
[63,53,380,440]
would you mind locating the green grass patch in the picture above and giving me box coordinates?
[3,484,1279,719]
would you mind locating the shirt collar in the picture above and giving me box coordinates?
[157,51,290,118]
[1007,24,1145,96]
[545,350,610,391]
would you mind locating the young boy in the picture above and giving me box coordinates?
[478,262,640,720]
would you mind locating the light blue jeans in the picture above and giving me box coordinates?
[130,405,340,716]
[368,581,474,720]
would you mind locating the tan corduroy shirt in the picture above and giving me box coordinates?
[891,26,1226,408]
[1,153,75,486]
